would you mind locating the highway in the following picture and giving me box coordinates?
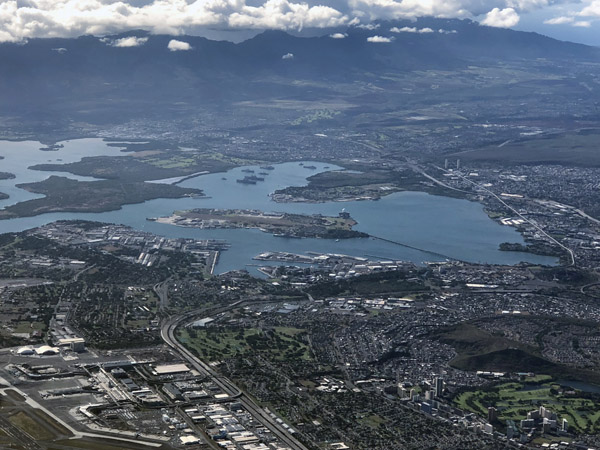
[154,279,170,312]
[407,160,470,194]
[160,300,310,450]
[434,164,576,267]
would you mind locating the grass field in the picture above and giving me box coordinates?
[291,109,341,125]
[51,438,171,449]
[178,326,312,362]
[453,129,600,167]
[12,321,46,334]
[143,151,255,172]
[9,411,55,440]
[357,414,387,429]
[148,156,196,169]
[1,392,73,444]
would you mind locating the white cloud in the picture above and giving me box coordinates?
[506,0,551,11]
[544,16,574,25]
[345,0,520,21]
[391,26,416,33]
[481,7,520,28]
[390,26,434,33]
[330,32,347,38]
[573,20,592,27]
[356,23,380,30]
[0,0,349,43]
[579,1,600,17]
[110,36,149,47]
[0,0,584,43]
[282,52,294,59]
[366,35,393,43]
[167,39,191,51]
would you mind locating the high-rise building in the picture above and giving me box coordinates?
[398,386,407,398]
[434,377,444,397]
[488,407,497,423]
[506,420,517,439]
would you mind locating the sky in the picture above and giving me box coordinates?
[0,0,599,46]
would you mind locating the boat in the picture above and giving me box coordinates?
[236,178,257,185]
[260,165,275,170]
[241,169,255,173]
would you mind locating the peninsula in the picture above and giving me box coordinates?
[0,176,203,219]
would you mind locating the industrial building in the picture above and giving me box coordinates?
[153,363,190,375]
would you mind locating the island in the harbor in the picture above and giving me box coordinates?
[0,171,15,180]
[149,208,369,239]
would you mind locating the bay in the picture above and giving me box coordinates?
[0,139,557,275]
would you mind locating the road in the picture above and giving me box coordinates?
[574,208,600,225]
[160,301,310,450]
[73,263,96,281]
[154,279,170,312]
[581,282,600,298]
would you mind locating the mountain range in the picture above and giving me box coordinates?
[1,17,598,136]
